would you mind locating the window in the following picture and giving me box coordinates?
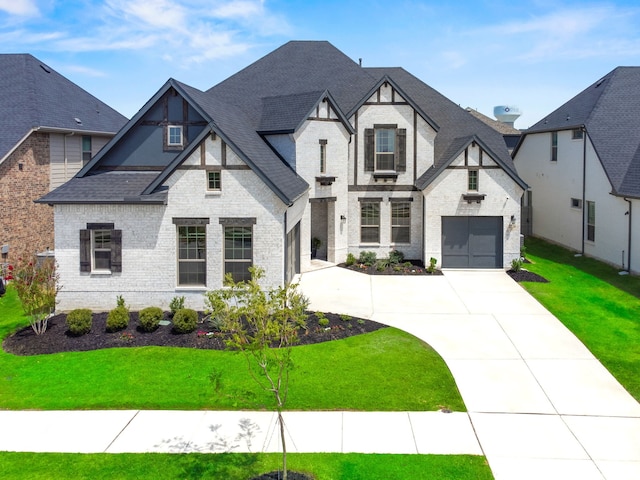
[571,198,582,209]
[572,129,584,140]
[177,225,206,286]
[319,139,327,173]
[587,201,596,241]
[224,226,253,282]
[82,136,92,165]
[551,131,558,161]
[360,201,380,243]
[391,202,410,243]
[168,125,183,147]
[376,128,395,170]
[79,224,122,273]
[468,169,479,191]
[92,230,111,270]
[207,170,221,191]
[364,126,406,172]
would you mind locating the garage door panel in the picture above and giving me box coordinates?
[442,216,503,268]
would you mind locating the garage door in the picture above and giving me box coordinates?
[442,216,503,268]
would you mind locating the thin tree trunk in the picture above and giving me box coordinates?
[278,409,287,480]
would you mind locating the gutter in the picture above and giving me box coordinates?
[624,197,632,273]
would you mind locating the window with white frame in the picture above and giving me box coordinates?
[375,128,395,170]
[391,202,410,243]
[224,226,253,282]
[167,125,183,147]
[551,131,558,161]
[177,224,207,286]
[92,230,112,271]
[319,139,327,173]
[468,169,479,191]
[207,170,221,191]
[79,223,122,273]
[360,201,380,243]
[587,201,596,241]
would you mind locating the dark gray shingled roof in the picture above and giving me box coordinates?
[40,41,526,205]
[519,67,640,198]
[0,54,127,163]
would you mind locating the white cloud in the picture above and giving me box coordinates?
[210,0,264,19]
[0,0,39,16]
[62,64,108,77]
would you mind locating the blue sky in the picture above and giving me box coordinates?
[1,0,639,128]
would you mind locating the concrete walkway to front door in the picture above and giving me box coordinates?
[297,266,640,480]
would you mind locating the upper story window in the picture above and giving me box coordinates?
[167,125,184,148]
[364,125,406,173]
[319,139,327,174]
[207,170,221,192]
[572,129,583,140]
[468,169,479,191]
[82,136,92,165]
[551,131,558,162]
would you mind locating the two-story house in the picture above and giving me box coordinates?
[39,41,526,311]
[513,67,639,274]
[0,54,127,265]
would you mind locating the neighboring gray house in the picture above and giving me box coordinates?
[0,54,127,265]
[39,41,527,311]
[513,67,639,274]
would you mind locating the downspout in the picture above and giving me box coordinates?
[624,198,632,273]
[581,127,587,255]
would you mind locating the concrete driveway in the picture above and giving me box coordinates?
[297,266,640,480]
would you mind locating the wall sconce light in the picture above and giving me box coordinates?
[340,215,347,221]
[510,215,516,224]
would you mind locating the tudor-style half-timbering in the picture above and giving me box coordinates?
[40,41,527,311]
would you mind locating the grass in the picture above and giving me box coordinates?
[0,452,493,479]
[521,237,640,401]
[0,286,464,412]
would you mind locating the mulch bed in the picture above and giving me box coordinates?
[339,259,443,275]
[2,311,385,356]
[251,472,314,480]
[507,269,549,283]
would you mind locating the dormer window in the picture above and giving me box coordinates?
[168,125,183,147]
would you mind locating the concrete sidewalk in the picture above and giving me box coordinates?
[1,268,639,480]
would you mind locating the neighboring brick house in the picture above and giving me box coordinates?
[39,41,527,311]
[0,54,127,265]
[513,67,640,274]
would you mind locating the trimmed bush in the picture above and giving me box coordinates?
[173,308,198,334]
[359,251,377,266]
[66,309,92,336]
[388,249,405,265]
[139,306,163,332]
[345,252,357,266]
[106,306,130,332]
[169,295,185,317]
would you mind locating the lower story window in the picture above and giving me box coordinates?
[360,202,380,243]
[79,224,122,273]
[93,230,111,270]
[587,201,595,241]
[391,202,411,243]
[224,226,253,282]
[178,225,206,285]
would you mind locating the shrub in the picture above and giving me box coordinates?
[511,258,523,272]
[359,251,377,266]
[345,253,357,266]
[520,245,527,259]
[388,250,405,265]
[66,309,92,336]
[106,306,130,332]
[139,306,163,332]
[169,296,185,317]
[375,258,389,271]
[173,308,198,333]
[318,316,330,327]
[116,295,126,309]
[426,257,438,274]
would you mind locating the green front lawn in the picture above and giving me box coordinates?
[0,286,464,412]
[522,237,640,401]
[0,452,493,480]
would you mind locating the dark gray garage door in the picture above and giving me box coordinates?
[442,216,503,268]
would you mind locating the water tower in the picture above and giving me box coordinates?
[493,105,522,128]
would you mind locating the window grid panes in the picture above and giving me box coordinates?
[587,201,596,242]
[224,227,252,282]
[168,126,183,146]
[468,170,478,191]
[375,128,395,171]
[93,230,111,270]
[551,131,558,161]
[360,203,380,243]
[178,226,206,285]
[207,171,221,191]
[82,136,92,165]
[320,143,326,173]
[391,202,410,243]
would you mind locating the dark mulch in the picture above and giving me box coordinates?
[507,269,549,283]
[339,259,443,276]
[2,311,385,356]
[250,472,314,480]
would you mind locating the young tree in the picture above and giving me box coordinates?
[12,256,59,335]
[205,266,308,480]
